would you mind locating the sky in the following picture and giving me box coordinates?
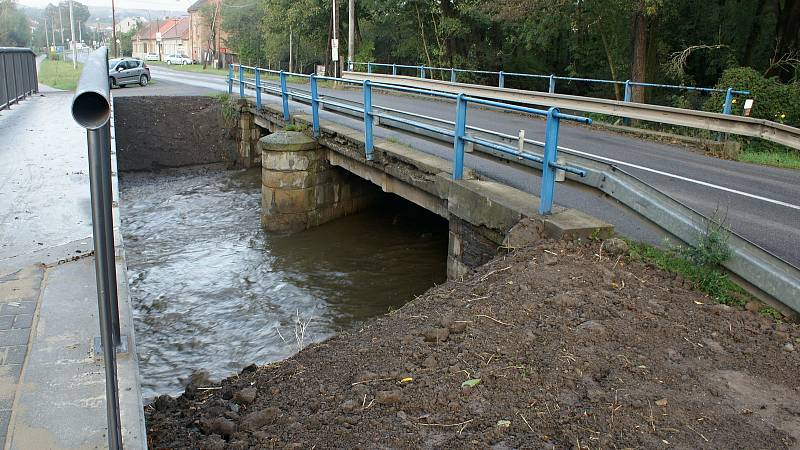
[17,0,192,12]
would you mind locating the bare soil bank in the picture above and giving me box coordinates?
[145,240,800,449]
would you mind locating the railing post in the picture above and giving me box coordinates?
[722,87,734,115]
[363,80,374,160]
[310,74,320,137]
[238,65,245,97]
[452,93,467,180]
[548,74,555,93]
[367,62,372,73]
[279,70,290,121]
[348,60,353,71]
[1,53,10,110]
[499,71,505,88]
[392,63,397,76]
[10,53,17,105]
[228,64,233,94]
[539,107,560,215]
[450,68,456,83]
[254,69,261,109]
[623,80,632,126]
[419,66,425,79]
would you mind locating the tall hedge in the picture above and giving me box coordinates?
[705,67,800,128]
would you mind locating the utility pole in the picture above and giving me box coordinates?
[58,4,64,46]
[69,0,77,68]
[111,0,117,57]
[78,20,82,43]
[44,18,50,51]
[332,0,338,76]
[288,25,293,72]
[347,0,353,70]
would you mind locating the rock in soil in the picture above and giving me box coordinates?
[145,241,800,449]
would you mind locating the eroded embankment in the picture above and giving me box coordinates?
[145,240,800,449]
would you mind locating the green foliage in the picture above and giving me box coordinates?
[737,148,800,170]
[705,67,800,128]
[0,0,31,46]
[678,216,732,268]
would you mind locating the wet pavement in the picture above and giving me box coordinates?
[119,166,448,399]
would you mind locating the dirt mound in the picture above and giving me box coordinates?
[145,240,800,449]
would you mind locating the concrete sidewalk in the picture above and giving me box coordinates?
[0,92,145,448]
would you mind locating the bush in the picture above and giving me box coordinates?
[704,67,800,128]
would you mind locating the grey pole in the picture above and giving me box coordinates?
[69,0,77,68]
[347,0,354,69]
[71,46,123,450]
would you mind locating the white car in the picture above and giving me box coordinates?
[164,54,193,65]
[144,52,160,61]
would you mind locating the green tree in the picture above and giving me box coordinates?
[0,0,31,47]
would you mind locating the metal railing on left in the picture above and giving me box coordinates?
[71,46,123,450]
[0,47,38,111]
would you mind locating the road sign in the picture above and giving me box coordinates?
[331,39,339,61]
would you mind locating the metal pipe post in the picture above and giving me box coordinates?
[419,66,425,79]
[452,94,467,180]
[227,64,233,94]
[87,123,123,450]
[279,70,289,121]
[722,87,734,115]
[367,62,372,73]
[238,65,244,97]
[539,107,560,215]
[392,64,397,76]
[363,80,374,160]
[450,68,456,83]
[499,71,505,88]
[255,69,261,109]
[98,122,121,345]
[310,74,320,137]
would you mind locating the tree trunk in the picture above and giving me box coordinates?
[600,29,622,100]
[742,0,767,66]
[630,6,648,103]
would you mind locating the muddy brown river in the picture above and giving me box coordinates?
[120,166,447,400]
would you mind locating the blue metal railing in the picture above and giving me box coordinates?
[230,63,590,215]
[348,61,750,116]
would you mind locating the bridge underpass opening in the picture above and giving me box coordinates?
[114,96,448,400]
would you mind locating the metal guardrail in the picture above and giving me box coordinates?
[229,63,590,214]
[349,61,750,115]
[0,47,38,111]
[230,63,799,314]
[70,46,123,450]
[342,72,800,152]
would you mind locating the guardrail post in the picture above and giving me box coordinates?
[392,64,397,76]
[279,70,290,121]
[348,60,353,71]
[548,74,555,93]
[363,80,374,160]
[623,80,632,126]
[228,64,233,94]
[254,69,261,109]
[722,87,734,115]
[452,93,467,180]
[310,74,320,137]
[238,65,245,97]
[367,62,372,73]
[450,68,456,83]
[419,66,425,79]
[540,107,560,215]
[499,71,505,88]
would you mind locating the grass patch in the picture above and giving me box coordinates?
[626,240,751,307]
[39,58,83,90]
[736,148,800,170]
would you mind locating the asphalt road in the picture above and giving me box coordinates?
[135,65,800,268]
